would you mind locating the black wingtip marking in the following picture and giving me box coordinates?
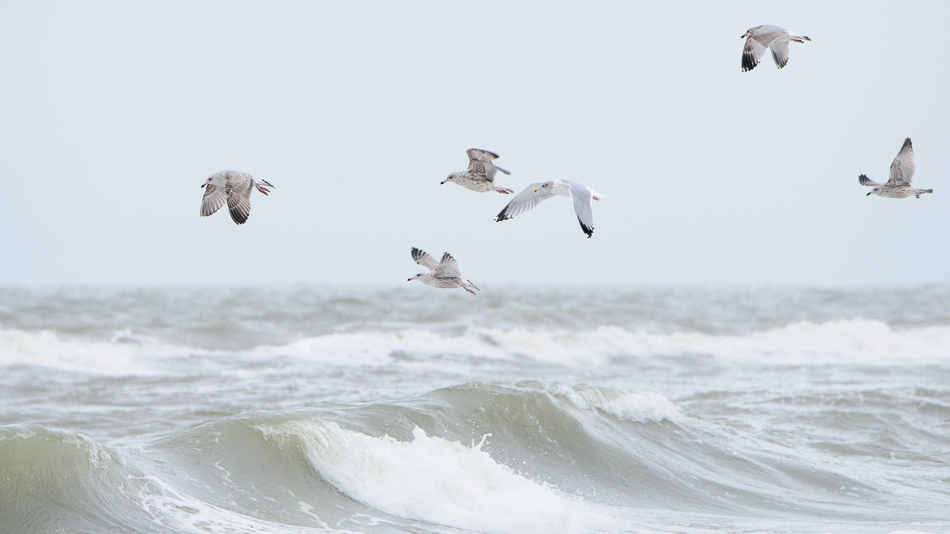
[578,218,593,238]
[742,53,756,72]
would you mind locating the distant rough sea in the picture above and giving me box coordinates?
[1,285,949,534]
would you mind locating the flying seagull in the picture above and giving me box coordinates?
[200,170,274,225]
[741,25,810,72]
[860,138,933,199]
[407,248,480,295]
[441,149,514,194]
[495,179,603,238]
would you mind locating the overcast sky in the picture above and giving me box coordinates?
[1,1,948,286]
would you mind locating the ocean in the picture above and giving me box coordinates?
[1,285,949,534]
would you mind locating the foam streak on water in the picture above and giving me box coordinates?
[0,286,949,534]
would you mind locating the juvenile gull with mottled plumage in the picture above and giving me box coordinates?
[860,138,933,199]
[441,149,514,194]
[200,170,274,225]
[407,248,480,295]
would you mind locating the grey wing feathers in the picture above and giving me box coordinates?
[200,184,227,217]
[467,148,510,176]
[411,248,440,271]
[742,37,769,72]
[495,183,557,222]
[887,138,915,185]
[770,39,790,69]
[859,174,881,187]
[226,177,253,225]
[467,148,500,162]
[568,181,595,238]
[436,252,462,278]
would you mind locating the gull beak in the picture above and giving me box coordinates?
[407,278,412,281]
[440,180,446,185]
[533,189,539,193]
[867,192,872,196]
[200,183,206,188]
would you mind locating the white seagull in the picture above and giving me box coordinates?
[200,170,274,225]
[860,138,933,199]
[495,179,603,238]
[441,149,514,194]
[741,25,810,72]
[408,248,480,295]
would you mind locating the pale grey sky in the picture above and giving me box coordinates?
[1,1,948,286]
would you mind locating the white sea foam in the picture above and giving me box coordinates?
[261,419,611,534]
[553,386,683,424]
[249,320,950,366]
[0,328,189,375]
[137,476,340,534]
[3,320,948,374]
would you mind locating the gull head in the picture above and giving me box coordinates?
[868,187,880,197]
[441,172,459,185]
[201,173,222,188]
[408,273,423,282]
[533,181,554,193]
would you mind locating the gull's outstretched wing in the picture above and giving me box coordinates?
[859,174,881,187]
[227,175,253,225]
[742,38,769,72]
[566,181,595,238]
[200,183,227,217]
[742,26,784,72]
[435,252,462,278]
[495,183,557,222]
[770,39,790,69]
[887,138,916,186]
[467,148,510,179]
[411,248,439,271]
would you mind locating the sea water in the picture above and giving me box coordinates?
[1,285,949,534]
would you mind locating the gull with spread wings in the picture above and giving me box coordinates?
[495,179,603,238]
[860,138,933,199]
[441,149,514,194]
[407,248,481,295]
[740,25,810,72]
[200,170,274,225]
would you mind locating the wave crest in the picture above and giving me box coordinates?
[260,418,609,534]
